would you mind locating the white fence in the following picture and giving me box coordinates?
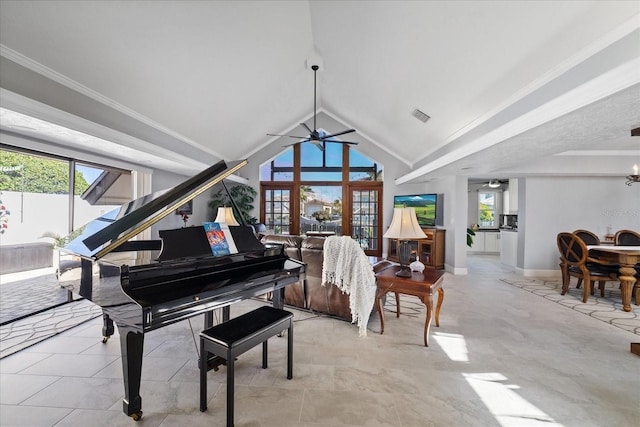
[0,191,118,246]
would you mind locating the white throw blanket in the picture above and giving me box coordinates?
[322,236,377,336]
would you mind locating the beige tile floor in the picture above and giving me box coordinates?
[1,255,639,426]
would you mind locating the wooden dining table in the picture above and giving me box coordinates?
[587,245,640,357]
[587,245,640,312]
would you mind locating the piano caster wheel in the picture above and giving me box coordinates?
[102,336,110,343]
[129,411,143,421]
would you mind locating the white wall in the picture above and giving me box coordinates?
[520,176,640,275]
[148,169,218,239]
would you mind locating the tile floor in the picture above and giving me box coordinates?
[1,255,639,426]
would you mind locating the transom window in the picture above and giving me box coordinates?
[260,139,383,256]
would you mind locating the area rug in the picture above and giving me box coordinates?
[0,299,103,358]
[500,277,640,336]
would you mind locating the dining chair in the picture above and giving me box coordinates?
[557,232,619,303]
[573,229,600,246]
[557,232,592,291]
[614,229,640,246]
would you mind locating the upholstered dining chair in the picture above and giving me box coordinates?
[572,230,603,292]
[614,229,640,246]
[557,232,619,303]
[573,229,600,246]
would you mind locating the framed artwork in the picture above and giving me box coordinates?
[176,200,193,215]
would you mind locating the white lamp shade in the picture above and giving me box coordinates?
[214,207,240,226]
[383,207,427,239]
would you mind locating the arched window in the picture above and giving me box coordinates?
[260,140,383,256]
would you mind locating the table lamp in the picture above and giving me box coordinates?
[383,207,427,277]
[214,206,240,226]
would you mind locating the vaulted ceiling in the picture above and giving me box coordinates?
[1,1,639,183]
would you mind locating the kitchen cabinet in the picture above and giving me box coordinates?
[500,230,517,266]
[467,231,500,254]
[388,228,445,269]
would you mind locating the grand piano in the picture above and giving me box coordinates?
[57,159,305,421]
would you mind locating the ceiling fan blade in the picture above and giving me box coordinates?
[267,133,307,138]
[300,123,313,134]
[323,139,359,145]
[283,139,312,147]
[320,129,356,140]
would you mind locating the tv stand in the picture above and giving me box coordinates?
[387,228,445,269]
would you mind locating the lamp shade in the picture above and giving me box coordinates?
[214,207,240,226]
[383,207,427,239]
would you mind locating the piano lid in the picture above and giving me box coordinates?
[60,159,247,260]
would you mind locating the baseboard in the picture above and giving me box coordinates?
[521,269,561,278]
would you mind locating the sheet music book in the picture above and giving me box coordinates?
[203,222,238,256]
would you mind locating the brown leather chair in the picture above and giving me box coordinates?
[301,236,353,320]
[557,232,618,302]
[614,229,640,246]
[260,235,305,307]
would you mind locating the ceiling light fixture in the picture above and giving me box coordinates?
[626,164,639,186]
[488,179,501,188]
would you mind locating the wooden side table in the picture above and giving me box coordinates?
[375,265,444,347]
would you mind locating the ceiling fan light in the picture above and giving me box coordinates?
[488,179,501,188]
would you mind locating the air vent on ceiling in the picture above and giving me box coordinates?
[411,108,430,123]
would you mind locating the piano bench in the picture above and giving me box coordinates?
[199,305,293,426]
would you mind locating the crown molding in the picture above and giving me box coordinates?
[0,44,224,159]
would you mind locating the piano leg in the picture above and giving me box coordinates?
[101,313,114,343]
[272,287,284,309]
[118,325,144,421]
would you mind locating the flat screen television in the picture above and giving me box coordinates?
[393,193,443,227]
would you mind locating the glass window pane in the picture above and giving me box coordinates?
[260,149,294,181]
[300,185,342,235]
[0,149,70,246]
[300,142,322,167]
[479,192,497,228]
[0,149,72,322]
[300,171,342,181]
[349,148,383,181]
[73,163,130,231]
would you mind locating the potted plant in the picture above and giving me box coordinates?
[311,210,331,223]
[208,183,257,225]
[466,227,476,247]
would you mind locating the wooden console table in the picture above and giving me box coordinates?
[375,265,444,347]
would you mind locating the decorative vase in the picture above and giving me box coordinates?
[410,259,425,273]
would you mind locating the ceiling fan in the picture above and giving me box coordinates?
[267,65,358,151]
[483,179,507,188]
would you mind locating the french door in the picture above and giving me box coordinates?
[348,184,382,257]
[260,184,296,235]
